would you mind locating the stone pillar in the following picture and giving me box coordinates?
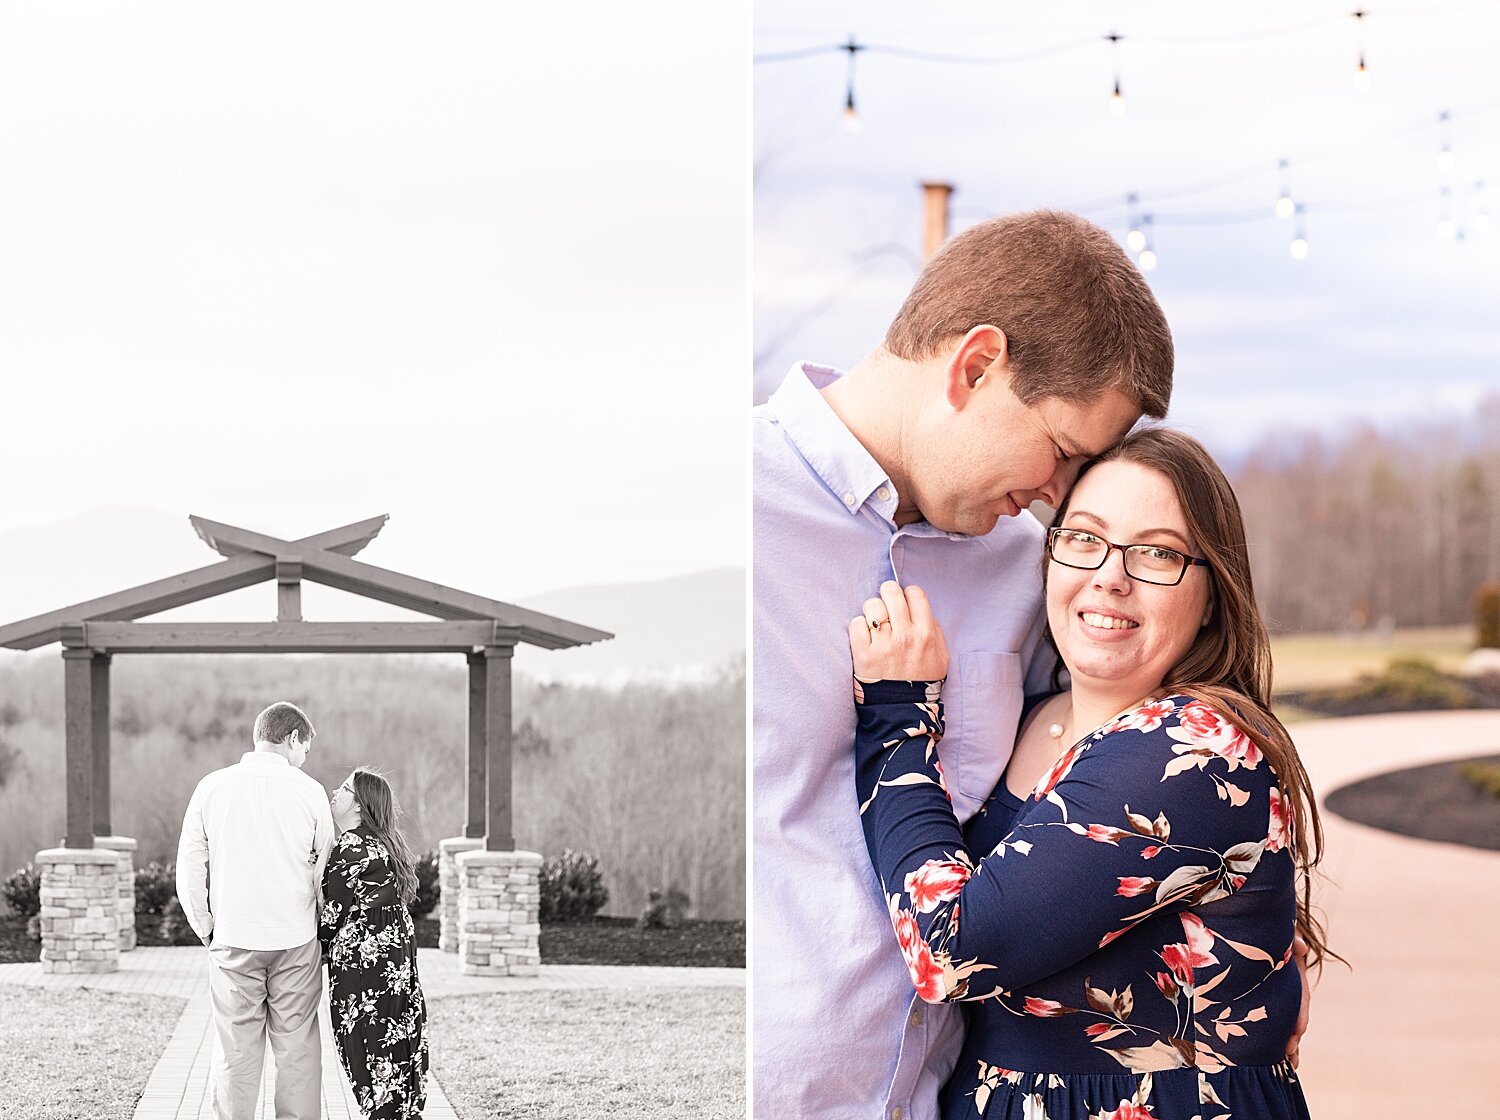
[93,836,138,952]
[36,848,121,974]
[455,848,541,977]
[437,836,483,953]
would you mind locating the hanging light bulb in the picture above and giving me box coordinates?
[1436,111,1455,178]
[1274,159,1295,218]
[841,36,863,133]
[1106,34,1126,117]
[1352,12,1371,92]
[1290,203,1309,259]
[1125,193,1145,250]
[1136,213,1156,270]
[1437,217,1457,239]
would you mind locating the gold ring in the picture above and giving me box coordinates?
[868,618,886,630]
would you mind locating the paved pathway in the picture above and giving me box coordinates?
[1290,709,1500,1117]
[0,946,743,1119]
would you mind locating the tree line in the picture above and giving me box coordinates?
[1232,396,1500,634]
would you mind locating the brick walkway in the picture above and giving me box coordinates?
[0,946,744,1119]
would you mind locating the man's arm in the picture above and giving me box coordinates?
[174,784,213,946]
[310,790,336,908]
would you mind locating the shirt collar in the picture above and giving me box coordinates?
[767,363,900,523]
[241,751,291,767]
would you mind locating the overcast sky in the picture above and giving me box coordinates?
[0,2,745,603]
[755,0,1500,457]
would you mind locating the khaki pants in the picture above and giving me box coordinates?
[207,936,323,1120]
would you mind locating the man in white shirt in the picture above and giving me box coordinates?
[177,700,336,1120]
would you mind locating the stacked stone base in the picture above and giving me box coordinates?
[455,848,541,977]
[93,836,138,952]
[36,848,121,974]
[437,836,484,953]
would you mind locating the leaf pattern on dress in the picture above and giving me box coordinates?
[319,827,428,1119]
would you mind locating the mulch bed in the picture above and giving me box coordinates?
[1325,753,1500,851]
[2,913,746,968]
[1277,671,1500,718]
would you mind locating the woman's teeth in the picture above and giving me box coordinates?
[1081,612,1139,630]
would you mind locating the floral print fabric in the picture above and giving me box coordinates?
[854,680,1311,1120]
[319,827,429,1120]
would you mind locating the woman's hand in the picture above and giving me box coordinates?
[848,580,950,683]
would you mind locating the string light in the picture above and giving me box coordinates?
[1125,193,1147,250]
[1106,33,1126,117]
[1474,181,1492,235]
[1437,186,1457,239]
[1352,11,1371,92]
[1275,159,1295,219]
[1437,111,1455,178]
[1290,203,1310,259]
[1137,213,1157,270]
[841,36,863,132]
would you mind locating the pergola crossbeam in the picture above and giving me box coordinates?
[80,621,512,654]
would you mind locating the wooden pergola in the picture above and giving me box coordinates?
[0,514,611,852]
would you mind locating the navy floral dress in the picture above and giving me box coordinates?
[855,680,1311,1120]
[319,826,429,1120]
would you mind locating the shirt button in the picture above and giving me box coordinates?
[843,492,857,508]
[892,1109,904,1120]
[877,486,892,502]
[909,1008,922,1028]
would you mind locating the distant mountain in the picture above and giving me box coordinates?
[512,567,744,681]
[0,508,744,680]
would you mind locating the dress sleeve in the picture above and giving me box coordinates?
[855,681,1282,1003]
[318,833,361,956]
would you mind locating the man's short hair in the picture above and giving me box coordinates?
[252,701,315,745]
[884,209,1173,418]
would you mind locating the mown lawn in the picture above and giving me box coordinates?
[1269,625,1471,691]
[0,985,182,1119]
[429,986,744,1119]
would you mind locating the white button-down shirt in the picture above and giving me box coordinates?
[753,364,1054,1119]
[176,751,336,951]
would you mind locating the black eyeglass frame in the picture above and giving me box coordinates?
[1046,526,1212,587]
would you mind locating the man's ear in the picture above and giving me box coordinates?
[943,324,1009,409]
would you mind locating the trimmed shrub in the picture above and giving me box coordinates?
[158,897,203,945]
[1327,656,1469,711]
[3,864,41,918]
[134,860,178,917]
[1478,583,1500,650]
[539,849,609,923]
[638,886,691,929]
[1460,760,1500,799]
[411,849,440,920]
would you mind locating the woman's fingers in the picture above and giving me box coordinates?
[879,580,912,629]
[848,615,873,649]
[862,596,890,631]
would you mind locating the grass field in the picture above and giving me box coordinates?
[428,986,744,1119]
[0,985,183,1119]
[1269,625,1473,692]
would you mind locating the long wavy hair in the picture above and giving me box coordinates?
[349,768,418,907]
[1046,427,1342,971]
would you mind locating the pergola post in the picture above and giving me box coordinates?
[61,645,96,850]
[465,651,487,839]
[91,653,112,837]
[483,644,514,851]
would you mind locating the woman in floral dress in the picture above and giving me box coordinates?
[850,429,1336,1120]
[320,768,429,1120]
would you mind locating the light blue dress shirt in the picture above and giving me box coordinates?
[753,364,1054,1120]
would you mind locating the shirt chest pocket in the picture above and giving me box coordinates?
[940,651,1024,810]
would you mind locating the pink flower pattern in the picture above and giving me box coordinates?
[854,686,1307,1120]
